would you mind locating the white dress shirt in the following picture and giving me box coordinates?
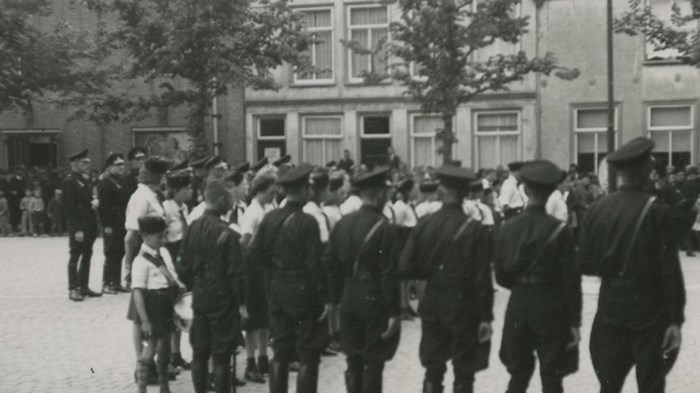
[240,198,274,237]
[340,195,362,215]
[393,200,417,228]
[546,189,569,223]
[304,201,331,243]
[322,204,342,231]
[163,200,189,243]
[125,184,164,231]
[498,175,528,209]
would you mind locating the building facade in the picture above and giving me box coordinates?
[245,0,700,174]
[0,1,245,170]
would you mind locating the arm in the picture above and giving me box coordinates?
[302,218,327,301]
[657,207,686,326]
[225,230,247,306]
[473,224,494,323]
[322,221,343,305]
[575,208,596,276]
[175,228,194,290]
[97,180,114,229]
[133,289,151,335]
[380,224,400,317]
[124,230,141,269]
[493,228,515,289]
[559,228,582,328]
[62,180,81,233]
[398,223,421,280]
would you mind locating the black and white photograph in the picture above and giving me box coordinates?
[0,0,698,392]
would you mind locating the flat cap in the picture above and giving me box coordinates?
[166,169,192,189]
[520,160,563,186]
[138,216,167,235]
[273,154,292,167]
[277,163,313,188]
[508,161,525,171]
[170,159,189,172]
[190,155,210,170]
[606,137,654,167]
[435,165,475,189]
[352,166,391,189]
[68,149,89,162]
[326,160,338,168]
[252,157,269,173]
[236,162,251,174]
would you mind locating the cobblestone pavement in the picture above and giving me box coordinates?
[0,236,699,393]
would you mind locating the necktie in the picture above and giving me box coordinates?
[179,207,188,231]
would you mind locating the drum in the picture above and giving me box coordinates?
[173,292,193,332]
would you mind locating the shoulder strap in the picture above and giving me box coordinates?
[451,217,474,243]
[527,221,567,272]
[142,252,178,287]
[620,196,657,276]
[352,218,387,276]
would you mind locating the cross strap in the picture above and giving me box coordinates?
[141,251,179,287]
[526,221,567,273]
[352,218,387,277]
[619,196,656,276]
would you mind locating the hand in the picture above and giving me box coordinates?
[104,226,113,236]
[381,317,401,340]
[662,325,682,358]
[477,322,493,343]
[141,321,152,339]
[74,231,84,242]
[566,327,581,351]
[91,198,99,210]
[238,305,249,326]
[319,303,333,322]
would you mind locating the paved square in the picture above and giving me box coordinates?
[0,236,698,392]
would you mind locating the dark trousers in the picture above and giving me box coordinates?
[590,317,678,393]
[102,229,126,286]
[67,230,97,290]
[420,316,478,388]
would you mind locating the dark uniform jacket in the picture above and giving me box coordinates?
[494,206,581,328]
[62,171,97,234]
[246,200,326,300]
[399,202,494,323]
[323,204,400,316]
[97,175,130,233]
[177,211,246,316]
[577,185,686,329]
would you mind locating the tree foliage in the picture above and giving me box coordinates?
[0,0,94,113]
[60,0,312,153]
[615,0,700,66]
[350,0,578,163]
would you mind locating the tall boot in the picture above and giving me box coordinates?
[422,380,443,393]
[296,362,319,393]
[135,361,149,393]
[453,384,473,393]
[362,370,383,393]
[269,360,289,393]
[344,371,362,393]
[157,357,171,393]
[212,361,231,393]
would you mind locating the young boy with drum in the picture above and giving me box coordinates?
[129,216,186,393]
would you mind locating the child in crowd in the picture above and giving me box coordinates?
[29,188,45,237]
[0,190,11,236]
[47,189,64,235]
[127,216,185,393]
[19,189,32,236]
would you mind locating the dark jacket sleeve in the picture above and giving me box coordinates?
[245,215,272,270]
[322,220,344,305]
[656,205,686,325]
[398,223,421,280]
[225,229,247,306]
[62,178,81,233]
[575,207,596,276]
[381,224,400,317]
[301,216,328,302]
[559,227,582,327]
[176,227,194,290]
[473,223,494,322]
[493,227,515,289]
[97,179,115,228]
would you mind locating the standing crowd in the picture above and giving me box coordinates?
[13,136,688,393]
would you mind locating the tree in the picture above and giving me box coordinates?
[615,0,700,66]
[61,0,312,155]
[0,0,93,113]
[351,0,578,164]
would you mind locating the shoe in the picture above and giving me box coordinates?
[116,285,131,293]
[288,361,300,372]
[244,367,265,383]
[257,356,270,374]
[69,289,84,302]
[103,285,119,295]
[687,252,696,257]
[81,287,103,297]
[171,353,191,370]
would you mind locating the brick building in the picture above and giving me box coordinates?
[244,0,700,174]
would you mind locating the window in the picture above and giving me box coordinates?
[646,0,696,61]
[360,115,392,166]
[411,115,443,168]
[648,105,694,169]
[574,108,619,173]
[473,111,520,169]
[3,129,60,168]
[256,117,286,162]
[474,0,522,61]
[348,5,390,82]
[302,115,343,165]
[295,9,334,84]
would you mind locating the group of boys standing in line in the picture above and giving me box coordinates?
[58,136,685,393]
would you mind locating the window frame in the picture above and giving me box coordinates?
[346,4,391,84]
[360,113,392,139]
[572,107,620,173]
[473,110,521,169]
[256,116,287,141]
[646,104,695,164]
[293,7,335,86]
[301,114,344,164]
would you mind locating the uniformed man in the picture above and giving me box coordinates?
[499,161,528,220]
[304,168,332,244]
[577,137,685,393]
[246,164,329,393]
[98,153,131,294]
[63,149,101,301]
[323,166,401,393]
[205,156,228,180]
[399,165,494,393]
[494,160,581,393]
[176,179,247,393]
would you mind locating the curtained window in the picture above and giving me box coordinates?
[302,116,343,165]
[648,105,694,169]
[411,116,443,168]
[296,9,334,83]
[348,6,389,81]
[474,111,520,169]
[574,108,619,173]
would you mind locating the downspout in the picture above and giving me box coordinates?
[534,1,543,159]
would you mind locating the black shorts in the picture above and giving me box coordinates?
[126,288,177,339]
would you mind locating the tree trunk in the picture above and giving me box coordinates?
[441,113,454,164]
[187,88,210,158]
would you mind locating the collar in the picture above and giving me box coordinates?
[140,243,160,257]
